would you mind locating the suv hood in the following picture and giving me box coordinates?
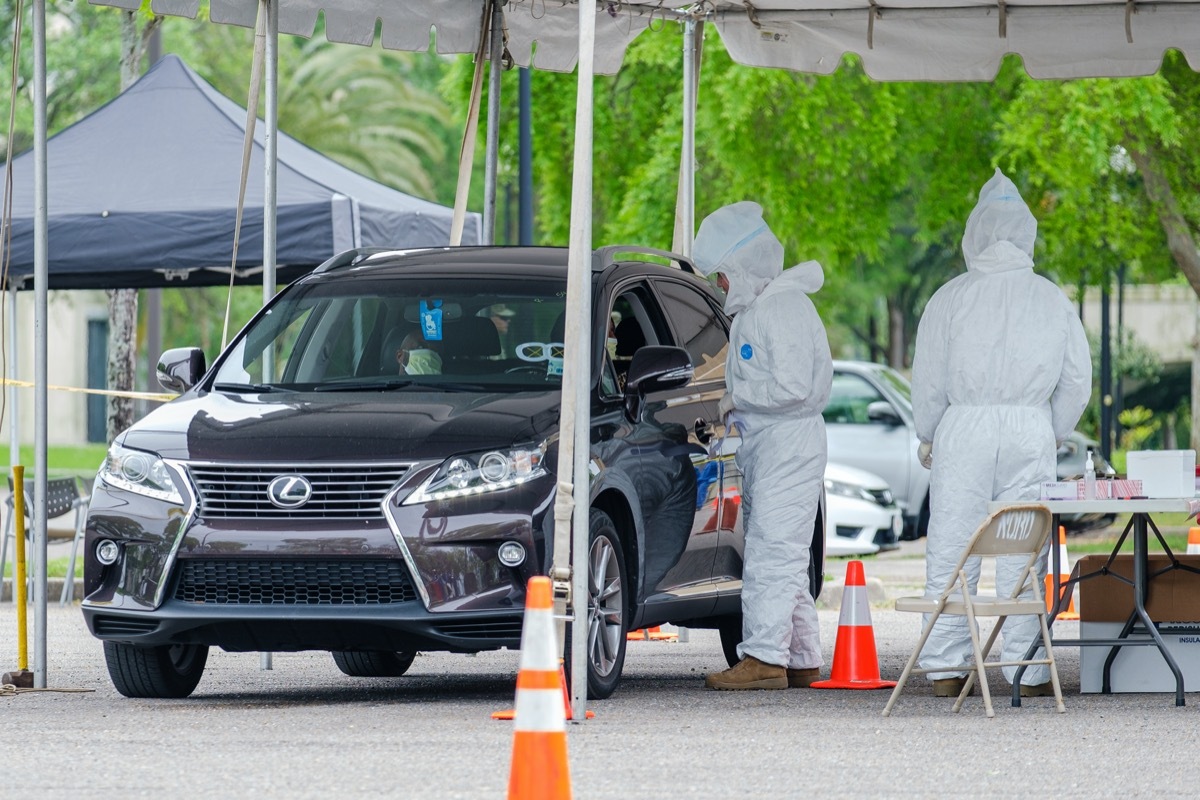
[120,390,562,462]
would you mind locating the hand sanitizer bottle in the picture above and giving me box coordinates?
[1084,449,1096,501]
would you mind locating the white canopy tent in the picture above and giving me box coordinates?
[17,0,1200,708]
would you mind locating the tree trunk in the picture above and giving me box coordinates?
[886,297,906,370]
[105,12,162,441]
[1125,143,1200,451]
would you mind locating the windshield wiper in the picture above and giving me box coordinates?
[312,379,417,392]
[212,382,289,394]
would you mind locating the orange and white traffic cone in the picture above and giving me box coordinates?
[1188,527,1200,555]
[1044,526,1079,620]
[506,576,572,800]
[626,625,678,641]
[492,657,594,721]
[811,561,896,690]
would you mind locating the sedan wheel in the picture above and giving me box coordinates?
[104,641,209,698]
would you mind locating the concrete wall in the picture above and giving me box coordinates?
[1077,284,1197,365]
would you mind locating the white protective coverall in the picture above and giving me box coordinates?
[693,201,833,670]
[911,169,1091,685]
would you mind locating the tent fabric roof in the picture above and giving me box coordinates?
[94,0,1200,79]
[5,54,479,290]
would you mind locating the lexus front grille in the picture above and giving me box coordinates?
[187,463,410,519]
[173,559,418,605]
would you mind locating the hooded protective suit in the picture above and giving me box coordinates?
[911,169,1091,685]
[693,201,833,670]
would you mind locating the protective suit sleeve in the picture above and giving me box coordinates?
[728,296,829,415]
[912,290,951,444]
[1050,297,1093,442]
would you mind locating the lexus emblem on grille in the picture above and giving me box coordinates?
[267,474,313,508]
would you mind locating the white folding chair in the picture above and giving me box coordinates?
[883,503,1064,718]
[1,476,90,605]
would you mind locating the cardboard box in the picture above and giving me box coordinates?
[1077,554,1200,622]
[1126,450,1196,498]
[1080,621,1200,693]
[1041,481,1078,500]
[1077,554,1200,692]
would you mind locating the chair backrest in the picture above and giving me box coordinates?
[964,504,1054,558]
[7,475,84,520]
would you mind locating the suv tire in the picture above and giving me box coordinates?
[332,649,417,677]
[103,641,209,698]
[565,509,629,700]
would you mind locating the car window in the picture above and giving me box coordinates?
[824,372,887,424]
[607,283,669,389]
[213,276,568,391]
[654,279,727,385]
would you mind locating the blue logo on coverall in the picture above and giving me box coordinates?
[740,344,753,360]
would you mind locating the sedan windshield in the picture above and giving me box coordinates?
[211,276,568,391]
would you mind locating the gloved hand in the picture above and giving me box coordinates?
[718,392,735,422]
[918,441,933,470]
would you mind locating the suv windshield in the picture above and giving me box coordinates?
[212,276,568,391]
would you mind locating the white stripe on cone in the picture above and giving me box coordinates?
[518,607,560,672]
[839,583,872,627]
[514,689,565,732]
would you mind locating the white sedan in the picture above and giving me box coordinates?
[824,462,904,557]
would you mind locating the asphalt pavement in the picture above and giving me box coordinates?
[5,538,1200,798]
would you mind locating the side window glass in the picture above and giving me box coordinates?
[824,373,886,425]
[654,280,728,384]
[608,285,665,389]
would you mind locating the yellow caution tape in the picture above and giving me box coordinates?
[0,378,176,403]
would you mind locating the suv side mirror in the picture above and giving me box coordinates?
[866,400,902,427]
[157,347,207,394]
[624,346,693,422]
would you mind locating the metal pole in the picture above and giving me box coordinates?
[261,0,278,672]
[1115,264,1125,447]
[8,288,19,469]
[557,0,596,725]
[677,18,697,258]
[32,0,49,688]
[482,4,503,245]
[518,69,532,246]
[1100,280,1112,461]
[263,0,278,305]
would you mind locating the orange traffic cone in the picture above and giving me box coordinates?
[506,577,571,800]
[1044,526,1079,620]
[626,625,678,642]
[492,658,594,721]
[811,561,896,690]
[1188,527,1200,555]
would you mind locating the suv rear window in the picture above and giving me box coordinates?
[212,277,568,391]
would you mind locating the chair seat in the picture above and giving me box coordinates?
[895,594,1045,616]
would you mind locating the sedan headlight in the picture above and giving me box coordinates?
[100,444,183,504]
[404,445,547,504]
[824,478,890,506]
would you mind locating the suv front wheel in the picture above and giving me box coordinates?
[332,649,417,677]
[565,509,629,700]
[104,641,209,698]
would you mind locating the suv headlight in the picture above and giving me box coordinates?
[824,478,883,506]
[405,445,547,504]
[100,444,183,504]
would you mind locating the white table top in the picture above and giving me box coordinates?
[987,498,1200,514]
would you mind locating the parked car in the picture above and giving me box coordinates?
[82,245,824,700]
[824,462,902,557]
[825,360,1112,540]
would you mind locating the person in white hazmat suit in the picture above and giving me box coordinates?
[692,201,834,691]
[911,169,1091,697]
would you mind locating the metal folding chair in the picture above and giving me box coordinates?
[882,503,1064,718]
[1,476,90,605]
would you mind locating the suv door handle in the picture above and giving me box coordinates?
[694,418,713,445]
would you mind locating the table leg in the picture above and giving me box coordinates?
[1130,513,1186,707]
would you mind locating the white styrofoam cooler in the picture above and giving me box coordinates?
[1125,449,1196,498]
[1080,621,1200,693]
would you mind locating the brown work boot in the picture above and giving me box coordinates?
[786,668,821,688]
[1019,681,1055,697]
[932,677,974,697]
[704,655,787,690]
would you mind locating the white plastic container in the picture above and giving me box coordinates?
[1126,450,1196,498]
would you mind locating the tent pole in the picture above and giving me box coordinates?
[674,17,699,258]
[8,288,18,470]
[554,0,596,725]
[482,3,503,245]
[260,0,278,674]
[263,0,278,306]
[31,0,49,688]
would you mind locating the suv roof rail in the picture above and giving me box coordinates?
[312,247,392,274]
[594,245,696,275]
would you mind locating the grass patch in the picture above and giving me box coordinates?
[3,556,81,579]
[1067,531,1191,555]
[8,443,107,481]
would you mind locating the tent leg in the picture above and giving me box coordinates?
[32,0,49,689]
[8,289,18,470]
[263,0,278,306]
[673,17,701,259]
[482,3,503,245]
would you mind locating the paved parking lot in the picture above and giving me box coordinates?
[4,541,1200,799]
